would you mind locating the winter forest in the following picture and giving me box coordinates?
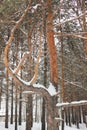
[0,0,87,130]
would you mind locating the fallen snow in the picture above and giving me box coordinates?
[0,122,86,130]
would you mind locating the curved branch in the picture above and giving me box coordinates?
[4,4,30,68]
[4,4,51,101]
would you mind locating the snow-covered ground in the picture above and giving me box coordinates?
[0,122,87,130]
[64,123,87,130]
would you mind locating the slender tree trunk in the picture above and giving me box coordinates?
[76,107,79,129]
[65,108,68,125]
[26,14,33,130]
[10,78,14,124]
[19,40,23,126]
[42,98,46,130]
[5,69,9,128]
[42,9,47,130]
[15,84,18,130]
[5,26,10,128]
[80,106,83,123]
[61,30,65,130]
[19,86,22,125]
[15,31,19,130]
[35,95,38,122]
[0,80,2,109]
[0,54,2,108]
[26,96,32,130]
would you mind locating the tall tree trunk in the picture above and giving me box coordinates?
[35,95,38,122]
[26,96,32,130]
[46,0,58,90]
[26,14,33,130]
[0,80,2,109]
[15,31,19,130]
[46,1,58,130]
[61,29,65,130]
[19,38,23,126]
[10,49,14,124]
[15,84,18,130]
[5,69,9,128]
[19,86,22,125]
[10,78,14,124]
[42,98,46,130]
[5,26,10,128]
[41,9,47,130]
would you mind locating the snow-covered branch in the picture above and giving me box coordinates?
[4,3,56,103]
[56,100,87,108]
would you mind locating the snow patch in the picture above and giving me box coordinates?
[47,82,57,96]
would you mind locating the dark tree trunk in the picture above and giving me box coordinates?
[76,107,79,129]
[0,80,2,109]
[26,96,32,130]
[10,79,14,124]
[41,8,47,130]
[68,107,71,127]
[5,69,9,128]
[71,107,75,124]
[15,84,18,130]
[15,31,19,130]
[19,87,22,125]
[61,108,64,130]
[19,45,23,125]
[65,108,68,125]
[42,98,46,130]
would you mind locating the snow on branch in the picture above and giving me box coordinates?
[47,82,57,96]
[56,100,87,108]
[17,75,57,96]
[31,4,41,13]
[3,3,57,107]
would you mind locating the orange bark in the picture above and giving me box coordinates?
[46,0,58,91]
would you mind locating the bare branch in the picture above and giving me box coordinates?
[55,32,87,40]
[14,51,32,74]
[55,11,87,28]
[19,28,28,37]
[4,4,30,69]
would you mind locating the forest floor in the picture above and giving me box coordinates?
[0,122,87,130]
